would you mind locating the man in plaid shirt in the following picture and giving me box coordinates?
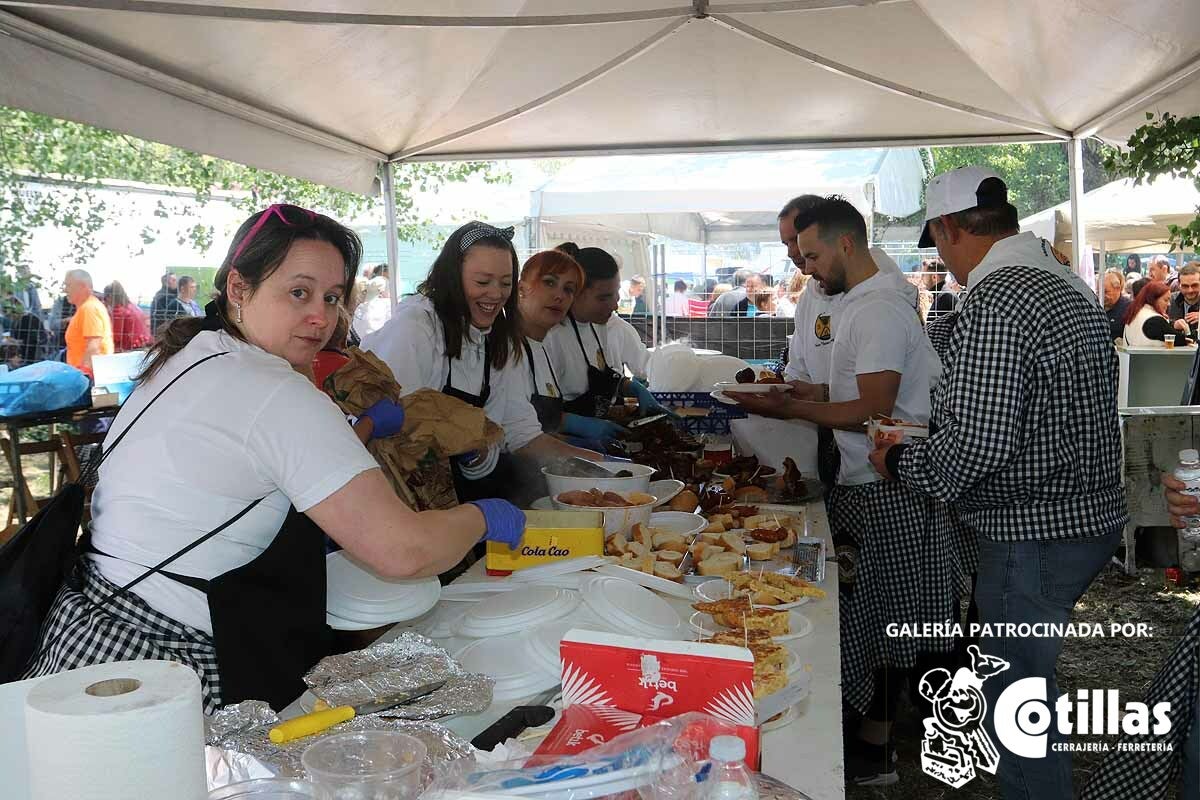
[870,167,1128,799]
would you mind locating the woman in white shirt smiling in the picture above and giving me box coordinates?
[363,222,599,502]
[23,205,525,712]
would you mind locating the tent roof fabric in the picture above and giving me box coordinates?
[1,1,1199,195]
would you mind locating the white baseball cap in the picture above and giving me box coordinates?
[918,166,1009,248]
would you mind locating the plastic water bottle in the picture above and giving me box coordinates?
[1174,449,1200,543]
[703,736,758,800]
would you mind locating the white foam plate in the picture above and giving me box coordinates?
[583,575,683,639]
[454,586,580,638]
[590,563,695,600]
[693,578,812,610]
[326,599,440,625]
[326,611,391,631]
[648,479,686,507]
[408,604,469,638]
[696,355,751,390]
[688,609,814,642]
[647,511,707,539]
[526,608,611,676]
[713,382,791,394]
[508,556,608,582]
[710,390,739,406]
[326,551,442,611]
[455,637,561,701]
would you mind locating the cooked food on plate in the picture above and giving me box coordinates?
[722,571,827,604]
[557,488,653,507]
[694,597,791,635]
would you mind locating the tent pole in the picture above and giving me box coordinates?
[380,163,400,304]
[1067,136,1089,300]
[1096,240,1107,297]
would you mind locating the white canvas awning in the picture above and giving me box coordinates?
[530,147,928,243]
[1021,175,1200,254]
[2,0,1199,199]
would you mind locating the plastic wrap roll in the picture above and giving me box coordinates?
[24,659,207,800]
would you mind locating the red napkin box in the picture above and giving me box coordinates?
[531,630,760,767]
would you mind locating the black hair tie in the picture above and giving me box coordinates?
[201,300,226,332]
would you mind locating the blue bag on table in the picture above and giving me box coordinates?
[0,361,90,418]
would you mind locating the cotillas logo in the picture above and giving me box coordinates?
[919,646,1173,789]
[918,645,1009,788]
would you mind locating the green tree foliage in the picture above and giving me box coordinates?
[1104,112,1200,250]
[931,140,1117,217]
[0,106,507,292]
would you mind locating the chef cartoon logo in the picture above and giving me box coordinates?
[918,645,1010,788]
[813,313,832,341]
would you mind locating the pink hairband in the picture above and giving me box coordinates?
[230,204,317,265]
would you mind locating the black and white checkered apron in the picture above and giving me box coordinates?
[829,480,957,715]
[22,557,222,713]
[1080,606,1199,800]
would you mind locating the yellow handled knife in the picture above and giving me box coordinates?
[268,679,447,743]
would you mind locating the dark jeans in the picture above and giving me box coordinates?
[975,529,1121,800]
[1185,695,1199,800]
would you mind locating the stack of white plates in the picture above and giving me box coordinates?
[525,607,612,680]
[456,635,562,702]
[452,585,580,638]
[581,576,683,640]
[325,552,441,631]
[508,556,608,583]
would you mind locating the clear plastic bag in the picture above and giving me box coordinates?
[424,712,743,800]
[0,361,89,417]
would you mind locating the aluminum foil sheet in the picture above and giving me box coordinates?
[303,631,493,719]
[207,701,475,780]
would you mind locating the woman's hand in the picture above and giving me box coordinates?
[1162,471,1199,528]
[362,398,406,440]
[469,498,526,548]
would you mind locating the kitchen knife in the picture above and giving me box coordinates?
[470,704,556,753]
[268,679,447,743]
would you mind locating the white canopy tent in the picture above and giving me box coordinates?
[529,148,928,244]
[1022,175,1200,255]
[3,0,1200,297]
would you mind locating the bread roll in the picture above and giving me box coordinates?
[627,541,649,559]
[605,534,628,556]
[631,523,654,548]
[698,552,743,577]
[700,544,726,562]
[746,542,774,561]
[653,562,684,582]
[720,532,747,554]
[668,490,699,512]
[653,531,686,549]
[655,549,684,565]
[702,521,726,535]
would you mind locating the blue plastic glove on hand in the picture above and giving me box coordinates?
[469,498,526,549]
[363,398,406,439]
[561,413,626,442]
[628,379,676,418]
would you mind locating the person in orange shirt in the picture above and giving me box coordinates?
[63,269,114,376]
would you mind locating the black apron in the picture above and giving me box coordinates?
[441,342,514,503]
[522,338,565,432]
[561,317,624,418]
[86,506,331,711]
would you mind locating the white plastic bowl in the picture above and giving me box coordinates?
[542,461,656,498]
[550,489,659,536]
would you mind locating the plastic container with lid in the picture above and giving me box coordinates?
[208,779,320,800]
[301,731,426,800]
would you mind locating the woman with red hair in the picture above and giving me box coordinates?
[1124,280,1187,346]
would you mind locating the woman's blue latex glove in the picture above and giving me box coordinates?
[469,498,526,549]
[561,412,626,442]
[362,398,406,439]
[627,378,676,417]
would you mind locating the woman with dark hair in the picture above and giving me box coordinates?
[1124,280,1188,346]
[545,243,669,419]
[517,250,625,447]
[363,222,601,500]
[23,205,524,711]
[1125,253,1142,274]
[103,280,153,351]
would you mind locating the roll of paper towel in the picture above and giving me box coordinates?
[24,659,207,800]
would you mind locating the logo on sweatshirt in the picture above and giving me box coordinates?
[813,313,832,341]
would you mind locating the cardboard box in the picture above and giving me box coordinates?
[532,630,761,767]
[485,510,604,575]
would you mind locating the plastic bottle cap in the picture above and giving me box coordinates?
[1182,449,1200,463]
[709,735,746,762]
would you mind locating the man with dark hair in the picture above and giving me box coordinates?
[1169,261,1200,337]
[628,274,647,315]
[177,275,202,316]
[732,195,950,786]
[707,268,754,316]
[149,271,187,333]
[871,166,1126,800]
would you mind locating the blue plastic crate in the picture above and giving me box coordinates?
[651,391,746,435]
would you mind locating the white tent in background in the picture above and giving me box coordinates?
[529,148,928,244]
[1022,175,1200,255]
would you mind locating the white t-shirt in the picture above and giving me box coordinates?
[664,292,689,317]
[361,295,543,452]
[90,331,379,635]
[829,271,941,485]
[545,314,650,401]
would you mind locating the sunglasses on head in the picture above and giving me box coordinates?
[231,203,318,265]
